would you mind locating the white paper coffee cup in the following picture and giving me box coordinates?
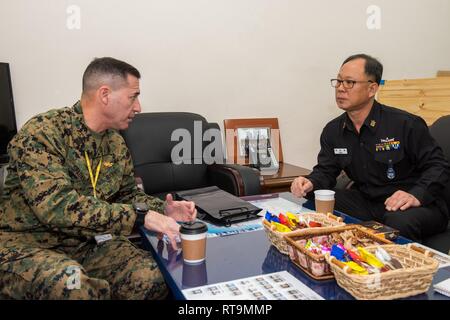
[314,190,335,201]
[314,190,335,214]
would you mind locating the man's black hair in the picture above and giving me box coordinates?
[342,54,383,85]
[82,57,140,92]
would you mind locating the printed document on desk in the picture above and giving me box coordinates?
[250,196,308,215]
[204,217,265,238]
[410,242,450,269]
[434,278,450,297]
[182,271,324,300]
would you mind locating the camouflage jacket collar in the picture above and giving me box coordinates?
[71,101,111,157]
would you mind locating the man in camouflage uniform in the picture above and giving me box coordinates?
[0,57,197,299]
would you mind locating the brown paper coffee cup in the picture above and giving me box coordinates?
[180,221,208,264]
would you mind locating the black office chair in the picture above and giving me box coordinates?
[120,112,261,199]
[422,115,450,254]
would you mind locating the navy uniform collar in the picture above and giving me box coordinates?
[341,100,381,135]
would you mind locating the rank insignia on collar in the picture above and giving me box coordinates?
[103,161,113,168]
[370,120,376,127]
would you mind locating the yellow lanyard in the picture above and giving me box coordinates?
[84,151,102,199]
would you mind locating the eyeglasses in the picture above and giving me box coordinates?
[330,79,374,89]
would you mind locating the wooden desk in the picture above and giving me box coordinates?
[259,162,311,193]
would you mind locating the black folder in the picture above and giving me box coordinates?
[175,186,262,226]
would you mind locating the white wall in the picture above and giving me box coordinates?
[1,0,450,169]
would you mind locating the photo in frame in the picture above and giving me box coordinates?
[236,127,271,158]
[223,118,283,171]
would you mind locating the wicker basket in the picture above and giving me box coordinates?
[284,225,392,280]
[262,212,345,255]
[326,244,439,300]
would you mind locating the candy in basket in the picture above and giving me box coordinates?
[262,211,345,255]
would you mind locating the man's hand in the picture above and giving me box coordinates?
[164,193,197,222]
[141,194,197,250]
[291,176,314,198]
[144,210,181,250]
[157,239,180,271]
[384,190,421,211]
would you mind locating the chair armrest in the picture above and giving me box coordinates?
[134,176,145,191]
[335,171,354,190]
[207,164,261,196]
[0,164,7,198]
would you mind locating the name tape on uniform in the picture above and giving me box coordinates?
[95,234,113,244]
[334,148,348,155]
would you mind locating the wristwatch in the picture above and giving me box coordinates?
[133,202,149,226]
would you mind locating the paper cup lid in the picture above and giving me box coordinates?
[314,189,335,200]
[180,221,208,235]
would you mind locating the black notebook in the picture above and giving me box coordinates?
[175,186,262,226]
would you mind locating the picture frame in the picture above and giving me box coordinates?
[223,118,283,165]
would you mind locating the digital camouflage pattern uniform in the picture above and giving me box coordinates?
[0,101,168,299]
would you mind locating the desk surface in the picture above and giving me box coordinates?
[142,193,450,300]
[260,163,311,193]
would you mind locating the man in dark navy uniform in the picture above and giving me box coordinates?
[291,54,449,242]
